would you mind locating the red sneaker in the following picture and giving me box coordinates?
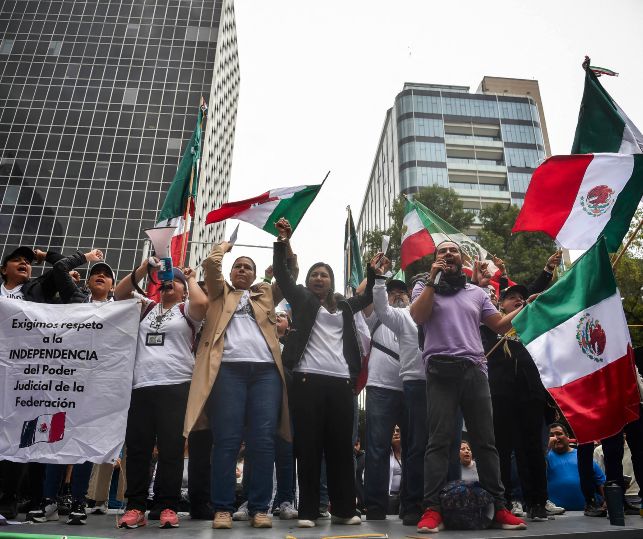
[159,508,179,528]
[417,509,444,533]
[118,509,147,529]
[493,508,527,530]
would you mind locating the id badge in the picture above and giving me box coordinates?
[146,332,165,346]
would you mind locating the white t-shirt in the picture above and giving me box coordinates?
[364,312,403,392]
[222,290,273,363]
[1,283,24,300]
[294,306,349,379]
[133,300,203,389]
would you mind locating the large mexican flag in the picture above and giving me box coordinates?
[205,185,323,236]
[512,237,639,443]
[512,153,643,252]
[572,67,643,155]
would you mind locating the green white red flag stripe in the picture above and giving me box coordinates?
[400,198,489,269]
[205,184,323,236]
[512,238,639,443]
[512,153,643,252]
[572,67,643,154]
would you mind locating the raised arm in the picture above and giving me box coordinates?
[53,249,103,303]
[372,278,405,334]
[201,242,230,301]
[114,257,153,300]
[183,267,208,321]
[409,258,445,324]
[270,219,296,305]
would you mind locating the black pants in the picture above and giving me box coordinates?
[187,429,212,509]
[292,372,356,520]
[492,395,548,507]
[124,383,189,512]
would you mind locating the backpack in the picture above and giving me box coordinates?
[439,480,494,530]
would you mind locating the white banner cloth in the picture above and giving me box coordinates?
[0,298,139,464]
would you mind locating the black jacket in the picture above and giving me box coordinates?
[19,251,69,303]
[52,251,92,304]
[273,241,374,387]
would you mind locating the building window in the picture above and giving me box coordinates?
[123,89,138,105]
[0,39,14,55]
[47,41,62,56]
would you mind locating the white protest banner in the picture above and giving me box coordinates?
[0,298,140,464]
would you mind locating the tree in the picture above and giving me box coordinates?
[361,186,474,277]
[613,254,643,348]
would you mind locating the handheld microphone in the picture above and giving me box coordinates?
[433,271,442,286]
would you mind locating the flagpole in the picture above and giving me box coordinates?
[611,218,643,270]
[345,205,352,297]
[179,97,207,266]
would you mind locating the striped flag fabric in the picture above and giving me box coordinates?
[205,184,323,236]
[512,154,643,251]
[20,412,66,448]
[572,66,643,155]
[512,237,639,443]
[344,209,364,295]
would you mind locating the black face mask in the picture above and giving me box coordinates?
[434,272,467,295]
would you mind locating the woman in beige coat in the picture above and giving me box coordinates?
[184,237,294,530]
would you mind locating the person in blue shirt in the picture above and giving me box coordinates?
[546,423,606,512]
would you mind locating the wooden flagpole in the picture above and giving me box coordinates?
[611,218,643,270]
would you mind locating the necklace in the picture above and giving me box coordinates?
[152,303,174,329]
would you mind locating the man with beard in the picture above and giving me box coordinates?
[410,241,527,533]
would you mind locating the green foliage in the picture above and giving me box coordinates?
[614,254,643,348]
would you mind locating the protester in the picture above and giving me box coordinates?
[410,240,528,533]
[113,260,208,529]
[388,426,402,515]
[546,423,606,512]
[183,236,294,530]
[460,442,479,482]
[273,218,374,528]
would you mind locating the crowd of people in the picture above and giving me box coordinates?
[0,216,641,533]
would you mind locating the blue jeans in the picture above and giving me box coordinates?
[364,386,405,516]
[207,362,282,515]
[273,429,295,507]
[43,461,93,502]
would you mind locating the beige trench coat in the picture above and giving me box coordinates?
[183,244,291,441]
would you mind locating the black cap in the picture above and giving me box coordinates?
[2,246,36,266]
[88,262,115,282]
[499,284,529,301]
[386,278,408,293]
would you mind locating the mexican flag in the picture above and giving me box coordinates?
[205,184,323,236]
[512,153,643,251]
[572,67,643,155]
[20,412,66,448]
[400,198,487,269]
[344,209,364,295]
[512,238,639,443]
[153,101,206,265]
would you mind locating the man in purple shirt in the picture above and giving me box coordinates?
[410,241,527,534]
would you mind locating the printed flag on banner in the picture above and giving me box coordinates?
[572,62,643,155]
[0,299,140,464]
[205,184,324,236]
[512,154,643,251]
[511,237,639,443]
[344,208,364,296]
[20,412,66,448]
[400,198,488,269]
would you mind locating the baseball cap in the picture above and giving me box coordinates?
[499,284,529,301]
[2,246,36,266]
[88,262,115,282]
[172,267,187,287]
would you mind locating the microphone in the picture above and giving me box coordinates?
[433,271,442,286]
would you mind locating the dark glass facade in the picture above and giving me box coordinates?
[0,0,239,278]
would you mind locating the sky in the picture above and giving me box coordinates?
[216,0,643,286]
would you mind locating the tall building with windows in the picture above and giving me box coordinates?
[357,77,549,242]
[0,0,239,278]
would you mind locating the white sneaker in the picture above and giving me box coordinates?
[331,514,361,525]
[27,499,59,523]
[297,519,316,527]
[232,501,249,521]
[511,500,525,517]
[279,501,298,520]
[318,510,331,520]
[90,501,108,515]
[545,499,565,515]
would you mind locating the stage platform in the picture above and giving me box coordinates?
[1,511,643,539]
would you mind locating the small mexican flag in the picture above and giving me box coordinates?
[512,237,639,443]
[205,184,323,236]
[344,209,364,295]
[400,198,487,269]
[572,66,643,154]
[512,153,643,251]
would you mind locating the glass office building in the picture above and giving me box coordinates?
[0,0,239,278]
[357,78,549,242]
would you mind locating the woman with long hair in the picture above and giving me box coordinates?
[272,218,375,528]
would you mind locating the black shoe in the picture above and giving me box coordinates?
[584,500,607,517]
[528,504,548,522]
[67,501,87,525]
[0,495,18,520]
[365,508,387,520]
[26,498,59,523]
[624,500,640,516]
[402,512,421,526]
[190,502,214,520]
[148,507,161,520]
